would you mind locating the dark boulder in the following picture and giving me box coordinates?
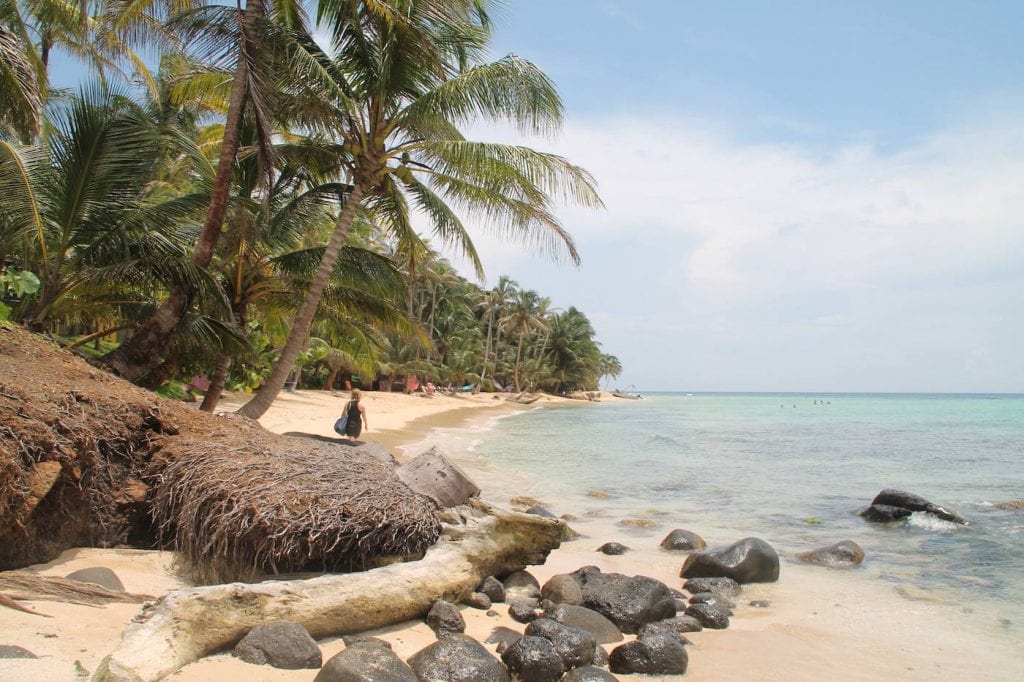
[407,634,510,682]
[465,592,492,610]
[541,574,583,605]
[563,665,619,681]
[572,567,676,634]
[65,567,125,592]
[426,600,465,638]
[500,635,564,682]
[654,614,703,633]
[0,645,37,659]
[597,542,629,556]
[526,618,596,669]
[680,537,780,583]
[608,628,688,676]
[503,570,541,592]
[314,640,416,682]
[659,529,706,552]
[593,645,609,667]
[544,604,624,644]
[683,576,741,599]
[689,591,735,609]
[508,597,543,624]
[866,489,967,524]
[859,504,913,523]
[685,602,730,629]
[234,621,321,669]
[795,540,865,568]
[480,576,506,603]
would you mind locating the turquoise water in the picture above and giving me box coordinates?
[470,393,1024,628]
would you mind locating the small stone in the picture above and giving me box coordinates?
[479,576,506,603]
[659,529,706,552]
[465,592,492,610]
[689,591,736,609]
[684,602,730,629]
[509,598,542,623]
[597,542,629,556]
[749,600,771,608]
[234,621,321,669]
[426,600,465,638]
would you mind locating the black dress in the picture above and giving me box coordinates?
[344,400,362,438]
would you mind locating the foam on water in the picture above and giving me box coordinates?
[906,512,963,532]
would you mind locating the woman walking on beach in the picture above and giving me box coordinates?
[344,389,368,440]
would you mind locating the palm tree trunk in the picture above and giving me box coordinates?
[237,183,367,419]
[99,5,255,381]
[200,355,232,412]
[513,329,525,392]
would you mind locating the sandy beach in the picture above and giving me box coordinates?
[2,389,1021,681]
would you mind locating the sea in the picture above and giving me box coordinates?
[430,392,1024,636]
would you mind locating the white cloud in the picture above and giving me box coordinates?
[435,114,1024,391]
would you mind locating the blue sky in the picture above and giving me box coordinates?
[457,0,1024,392]
[46,1,1024,392]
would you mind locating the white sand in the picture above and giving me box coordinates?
[2,389,1021,681]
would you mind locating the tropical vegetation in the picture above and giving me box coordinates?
[1,0,620,410]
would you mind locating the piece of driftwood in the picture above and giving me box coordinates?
[0,573,153,606]
[396,447,480,508]
[94,502,563,682]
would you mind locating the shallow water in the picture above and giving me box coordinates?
[443,392,1024,635]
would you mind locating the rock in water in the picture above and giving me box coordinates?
[609,628,688,675]
[500,635,564,682]
[234,622,321,669]
[597,542,629,556]
[315,640,416,682]
[426,600,466,638]
[680,537,780,583]
[866,489,967,524]
[659,529,706,552]
[572,567,676,634]
[859,504,913,523]
[408,634,510,682]
[796,540,865,567]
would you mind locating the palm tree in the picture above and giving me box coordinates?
[501,288,546,392]
[598,353,622,390]
[102,0,308,381]
[236,0,601,418]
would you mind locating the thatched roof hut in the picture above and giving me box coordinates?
[0,325,440,583]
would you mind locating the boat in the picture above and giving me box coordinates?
[611,386,643,400]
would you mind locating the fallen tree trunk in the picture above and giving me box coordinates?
[94,501,562,682]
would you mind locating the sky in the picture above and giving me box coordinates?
[443,0,1024,392]
[46,1,1024,392]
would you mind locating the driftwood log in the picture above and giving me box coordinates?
[94,501,562,682]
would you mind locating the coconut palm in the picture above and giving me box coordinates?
[236,0,602,418]
[102,0,309,380]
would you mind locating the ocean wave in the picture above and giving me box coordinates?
[907,512,962,532]
[648,433,682,446]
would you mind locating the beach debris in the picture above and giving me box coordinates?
[660,528,707,552]
[684,602,731,629]
[396,446,480,508]
[0,573,149,606]
[567,391,602,401]
[426,600,466,638]
[465,592,492,609]
[407,634,509,682]
[544,604,624,644]
[526,617,598,670]
[569,567,677,634]
[680,537,781,584]
[507,392,542,405]
[598,542,629,556]
[0,592,50,617]
[609,626,688,676]
[0,644,38,658]
[234,621,321,670]
[479,576,506,603]
[315,639,416,682]
[795,540,866,568]
[683,576,741,599]
[563,665,619,681]
[860,489,968,525]
[541,574,584,605]
[65,567,125,592]
[501,635,565,681]
[93,502,561,682]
